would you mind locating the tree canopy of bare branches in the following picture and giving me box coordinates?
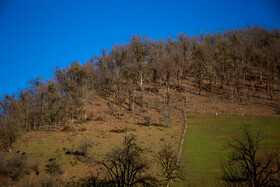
[221,127,280,186]
[98,135,156,187]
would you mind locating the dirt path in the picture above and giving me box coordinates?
[177,109,187,163]
[167,109,188,187]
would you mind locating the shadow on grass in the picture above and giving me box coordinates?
[110,128,136,133]
[136,123,166,127]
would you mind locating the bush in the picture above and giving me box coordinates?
[40,175,62,186]
[61,125,72,132]
[77,139,93,157]
[78,127,87,132]
[159,112,171,127]
[0,119,20,152]
[0,176,9,187]
[95,111,107,121]
[31,159,41,175]
[70,172,110,186]
[0,152,29,180]
[143,113,154,125]
[110,128,131,133]
[45,159,63,175]
[106,105,115,115]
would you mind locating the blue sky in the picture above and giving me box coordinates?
[0,0,279,96]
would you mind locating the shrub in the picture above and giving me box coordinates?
[45,159,63,175]
[159,113,171,127]
[72,172,110,186]
[0,152,29,180]
[95,111,107,121]
[78,127,87,132]
[31,159,41,175]
[143,113,153,125]
[61,125,72,132]
[106,105,115,115]
[77,139,93,157]
[0,119,20,152]
[110,128,134,133]
[38,175,63,187]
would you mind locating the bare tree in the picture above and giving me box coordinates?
[156,143,183,186]
[221,127,280,186]
[98,135,156,186]
[129,34,151,92]
[191,45,207,95]
[55,61,92,124]
[0,95,20,152]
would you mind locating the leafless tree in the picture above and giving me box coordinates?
[0,95,20,151]
[156,143,183,186]
[98,135,156,186]
[221,127,280,186]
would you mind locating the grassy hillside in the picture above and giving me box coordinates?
[10,95,184,185]
[7,104,280,186]
[1,26,280,186]
[177,114,280,186]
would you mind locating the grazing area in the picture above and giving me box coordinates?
[178,114,280,186]
[7,95,184,186]
[0,24,280,186]
[1,0,280,185]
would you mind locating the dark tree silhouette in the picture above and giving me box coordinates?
[221,127,280,186]
[98,135,156,187]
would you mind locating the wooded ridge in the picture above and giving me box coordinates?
[0,25,280,151]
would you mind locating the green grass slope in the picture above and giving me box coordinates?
[177,114,280,187]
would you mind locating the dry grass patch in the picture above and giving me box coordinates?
[12,96,184,185]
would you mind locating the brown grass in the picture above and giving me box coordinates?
[10,78,279,185]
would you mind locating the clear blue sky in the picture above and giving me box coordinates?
[0,0,279,96]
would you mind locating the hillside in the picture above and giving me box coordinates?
[0,25,280,186]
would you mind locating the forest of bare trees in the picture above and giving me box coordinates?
[0,25,280,151]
